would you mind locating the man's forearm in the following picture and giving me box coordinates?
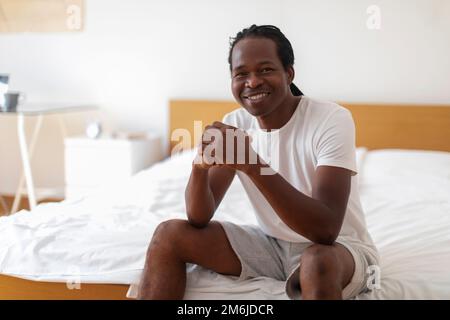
[243,164,340,245]
[185,164,216,227]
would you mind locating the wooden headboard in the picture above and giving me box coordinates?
[169,100,450,153]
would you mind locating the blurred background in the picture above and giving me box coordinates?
[0,0,449,202]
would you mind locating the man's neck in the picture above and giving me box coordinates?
[256,95,302,131]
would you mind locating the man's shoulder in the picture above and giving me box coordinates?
[303,96,350,120]
[222,107,252,128]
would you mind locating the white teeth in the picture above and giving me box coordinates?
[247,93,268,100]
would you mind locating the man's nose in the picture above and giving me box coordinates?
[245,73,263,88]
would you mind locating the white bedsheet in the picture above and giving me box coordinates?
[1,149,449,299]
[356,149,450,299]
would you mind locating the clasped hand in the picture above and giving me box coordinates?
[194,121,260,172]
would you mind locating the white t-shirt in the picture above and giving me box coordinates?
[222,96,376,251]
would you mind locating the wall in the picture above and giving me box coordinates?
[0,0,449,195]
[284,0,450,103]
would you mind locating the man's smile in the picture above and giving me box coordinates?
[243,92,271,103]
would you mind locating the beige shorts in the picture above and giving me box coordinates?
[219,221,379,300]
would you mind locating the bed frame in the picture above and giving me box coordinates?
[1,99,449,300]
[169,100,450,153]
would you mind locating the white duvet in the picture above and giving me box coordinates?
[0,148,449,299]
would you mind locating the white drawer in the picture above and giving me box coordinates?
[64,136,162,186]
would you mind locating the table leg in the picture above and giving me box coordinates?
[0,195,8,215]
[13,114,42,212]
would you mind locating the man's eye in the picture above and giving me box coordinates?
[234,72,247,78]
[261,68,273,73]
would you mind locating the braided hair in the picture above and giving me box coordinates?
[228,24,303,96]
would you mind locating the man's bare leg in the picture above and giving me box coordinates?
[137,219,241,300]
[299,243,355,300]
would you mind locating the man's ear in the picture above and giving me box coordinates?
[286,65,295,84]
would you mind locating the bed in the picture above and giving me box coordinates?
[1,100,449,299]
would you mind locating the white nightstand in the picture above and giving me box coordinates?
[64,135,162,199]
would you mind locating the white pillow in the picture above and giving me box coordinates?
[360,148,450,188]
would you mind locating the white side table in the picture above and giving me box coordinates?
[0,103,97,213]
[64,135,162,199]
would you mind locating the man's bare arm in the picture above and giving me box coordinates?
[243,164,351,245]
[202,121,352,245]
[185,164,235,228]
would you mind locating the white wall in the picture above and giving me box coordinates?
[284,0,450,103]
[1,0,449,195]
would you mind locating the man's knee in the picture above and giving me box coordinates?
[153,219,189,239]
[300,244,340,280]
[148,219,190,255]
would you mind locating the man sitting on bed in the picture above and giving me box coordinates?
[138,24,379,300]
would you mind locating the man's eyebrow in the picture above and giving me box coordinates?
[232,61,275,71]
[233,64,246,72]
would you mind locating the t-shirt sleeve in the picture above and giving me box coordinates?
[222,111,237,127]
[315,108,358,175]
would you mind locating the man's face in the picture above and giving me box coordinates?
[230,37,294,117]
